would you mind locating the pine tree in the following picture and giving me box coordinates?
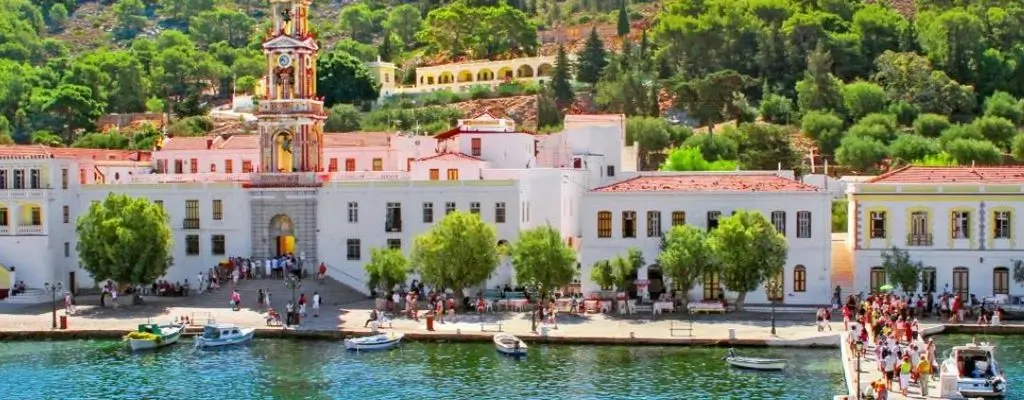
[639,29,649,59]
[575,27,608,84]
[537,87,563,129]
[617,0,630,38]
[550,45,575,108]
[379,31,394,62]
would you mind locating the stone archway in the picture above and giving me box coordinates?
[269,214,296,256]
[537,63,554,77]
[517,64,534,78]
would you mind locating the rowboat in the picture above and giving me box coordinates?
[344,332,403,351]
[125,323,184,351]
[194,323,255,349]
[723,349,787,371]
[493,333,528,357]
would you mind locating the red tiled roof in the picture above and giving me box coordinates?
[433,127,534,141]
[161,137,217,151]
[0,145,147,161]
[324,132,390,148]
[868,166,1024,184]
[161,133,393,151]
[415,152,485,162]
[592,174,821,193]
[219,135,258,150]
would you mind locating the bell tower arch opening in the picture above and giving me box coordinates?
[269,214,296,256]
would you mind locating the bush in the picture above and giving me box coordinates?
[362,106,464,132]
[468,84,494,100]
[681,132,739,161]
[325,104,363,132]
[888,134,939,163]
[888,101,920,126]
[421,90,463,106]
[970,116,1016,150]
[521,82,542,95]
[497,82,522,97]
[167,116,213,137]
[912,114,951,137]
[938,124,983,147]
[801,111,845,154]
[759,94,795,125]
[943,138,1003,165]
[984,91,1023,126]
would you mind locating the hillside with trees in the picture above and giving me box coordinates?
[3,0,1024,174]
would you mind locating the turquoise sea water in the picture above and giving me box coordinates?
[0,339,842,400]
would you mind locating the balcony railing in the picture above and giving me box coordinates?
[0,225,10,234]
[0,189,49,198]
[15,225,44,235]
[907,233,933,246]
[182,218,200,230]
[129,173,250,184]
[256,100,325,115]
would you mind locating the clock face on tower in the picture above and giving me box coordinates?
[277,54,292,68]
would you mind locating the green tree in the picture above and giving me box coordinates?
[880,247,923,294]
[970,116,1016,150]
[339,3,376,43]
[365,247,410,296]
[508,226,577,302]
[76,193,172,286]
[801,111,845,155]
[796,42,845,114]
[576,27,608,84]
[617,0,630,38]
[145,97,165,114]
[660,147,738,171]
[410,211,499,307]
[836,135,888,172]
[912,113,951,137]
[158,0,215,24]
[590,260,614,290]
[317,50,380,107]
[736,123,799,170]
[189,9,255,48]
[889,134,940,163]
[943,138,1003,165]
[842,80,889,121]
[384,5,422,50]
[984,92,1024,126]
[659,225,715,308]
[759,93,795,125]
[550,45,574,108]
[48,4,68,31]
[1012,134,1024,161]
[832,199,848,233]
[674,70,747,132]
[325,104,363,132]
[707,210,788,311]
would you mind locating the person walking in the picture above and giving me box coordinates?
[312,292,321,317]
[916,355,932,396]
[231,289,241,311]
[298,293,307,317]
[898,355,912,396]
[265,290,272,311]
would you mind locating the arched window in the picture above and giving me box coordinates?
[870,267,886,293]
[993,267,1009,296]
[793,265,807,292]
[952,267,969,299]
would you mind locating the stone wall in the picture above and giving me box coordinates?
[248,188,319,270]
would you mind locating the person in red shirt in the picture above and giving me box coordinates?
[317,262,327,281]
[843,305,852,331]
[951,294,962,323]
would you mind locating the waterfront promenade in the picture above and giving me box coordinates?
[0,279,842,346]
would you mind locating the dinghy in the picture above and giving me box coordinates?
[125,323,185,351]
[723,348,787,371]
[493,333,528,357]
[345,332,404,351]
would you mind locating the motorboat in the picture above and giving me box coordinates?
[493,333,528,357]
[939,342,1007,398]
[344,332,404,351]
[194,323,255,349]
[723,348,787,371]
[125,323,184,351]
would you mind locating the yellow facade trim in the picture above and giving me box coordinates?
[900,185,939,193]
[947,206,977,249]
[854,194,1024,202]
[989,206,1016,249]
[863,206,893,249]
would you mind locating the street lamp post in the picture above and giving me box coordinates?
[855,341,863,399]
[44,282,63,329]
[764,280,781,336]
[283,274,301,326]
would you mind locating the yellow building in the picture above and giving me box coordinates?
[370,55,573,99]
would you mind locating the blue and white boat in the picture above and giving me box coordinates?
[494,333,527,357]
[345,332,403,351]
[194,323,255,349]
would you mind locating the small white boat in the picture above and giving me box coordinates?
[125,323,184,351]
[194,323,255,349]
[493,333,528,357]
[723,349,787,371]
[939,342,1008,398]
[344,332,403,351]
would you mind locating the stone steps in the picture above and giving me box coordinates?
[200,275,368,309]
[3,289,52,304]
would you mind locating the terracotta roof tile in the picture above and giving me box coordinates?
[868,166,1024,184]
[161,137,217,151]
[592,174,820,193]
[0,145,146,161]
[415,152,485,162]
[219,135,259,150]
[324,132,391,148]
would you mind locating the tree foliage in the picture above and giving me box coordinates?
[707,210,788,311]
[410,211,499,305]
[658,225,714,307]
[881,246,923,294]
[508,226,577,300]
[76,193,173,285]
[365,247,410,295]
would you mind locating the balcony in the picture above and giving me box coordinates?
[129,173,250,184]
[906,233,933,247]
[15,225,44,235]
[246,172,322,188]
[0,225,10,234]
[255,100,325,116]
[182,218,200,230]
[0,189,49,198]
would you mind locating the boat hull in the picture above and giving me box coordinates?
[128,325,183,352]
[493,334,528,357]
[195,329,255,349]
[957,379,1007,398]
[345,334,403,351]
[725,357,787,371]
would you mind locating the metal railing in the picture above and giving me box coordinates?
[906,233,933,246]
[182,219,200,230]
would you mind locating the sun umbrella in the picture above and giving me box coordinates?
[879,284,894,292]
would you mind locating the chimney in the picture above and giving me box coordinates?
[206,139,214,150]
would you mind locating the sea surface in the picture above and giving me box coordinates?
[0,338,844,400]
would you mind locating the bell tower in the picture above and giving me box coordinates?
[256,0,326,173]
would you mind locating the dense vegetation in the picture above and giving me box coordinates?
[4,0,1024,173]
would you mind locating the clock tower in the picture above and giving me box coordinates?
[256,0,326,173]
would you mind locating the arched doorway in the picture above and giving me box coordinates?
[274,130,294,172]
[269,214,296,256]
[648,264,665,299]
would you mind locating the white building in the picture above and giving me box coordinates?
[847,166,1024,300]
[579,172,833,304]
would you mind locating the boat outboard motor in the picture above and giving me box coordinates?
[990,377,1006,393]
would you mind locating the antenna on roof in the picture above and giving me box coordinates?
[971,160,976,171]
